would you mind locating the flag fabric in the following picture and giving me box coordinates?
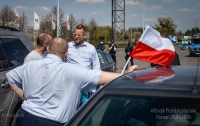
[134,67,175,86]
[66,14,70,30]
[34,11,40,30]
[130,25,175,67]
[51,13,56,30]
[15,8,20,20]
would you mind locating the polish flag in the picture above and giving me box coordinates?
[134,67,175,85]
[130,25,175,67]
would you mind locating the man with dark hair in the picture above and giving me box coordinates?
[24,33,52,63]
[125,42,134,70]
[109,40,117,63]
[6,37,138,126]
[66,24,100,106]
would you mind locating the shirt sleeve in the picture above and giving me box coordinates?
[6,66,23,87]
[91,48,101,70]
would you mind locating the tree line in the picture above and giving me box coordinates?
[0,5,199,46]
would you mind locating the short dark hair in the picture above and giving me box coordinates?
[36,33,50,46]
[75,24,86,33]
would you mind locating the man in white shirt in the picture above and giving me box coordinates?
[24,33,52,63]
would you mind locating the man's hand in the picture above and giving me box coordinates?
[127,65,138,72]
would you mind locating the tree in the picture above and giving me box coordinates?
[88,18,98,44]
[42,6,65,37]
[154,17,177,35]
[0,5,15,26]
[19,11,29,32]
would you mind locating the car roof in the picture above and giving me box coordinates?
[0,30,34,51]
[102,66,200,98]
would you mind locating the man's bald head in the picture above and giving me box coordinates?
[48,37,68,57]
[37,33,52,46]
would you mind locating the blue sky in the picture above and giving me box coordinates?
[1,0,200,33]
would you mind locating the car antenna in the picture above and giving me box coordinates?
[191,55,200,94]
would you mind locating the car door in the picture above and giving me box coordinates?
[0,35,31,126]
[97,51,115,72]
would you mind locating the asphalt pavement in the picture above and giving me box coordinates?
[114,46,200,73]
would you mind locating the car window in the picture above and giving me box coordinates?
[78,95,200,126]
[97,51,108,66]
[0,36,29,64]
[104,53,113,63]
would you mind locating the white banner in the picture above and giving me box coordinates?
[15,8,20,20]
[66,14,70,30]
[34,11,40,30]
[52,13,56,30]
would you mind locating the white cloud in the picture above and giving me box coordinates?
[131,14,137,17]
[150,5,163,10]
[145,17,156,22]
[89,11,105,15]
[75,0,105,4]
[162,0,173,3]
[15,6,51,12]
[125,0,142,7]
[178,8,192,12]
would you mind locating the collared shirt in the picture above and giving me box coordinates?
[6,54,101,123]
[66,41,100,70]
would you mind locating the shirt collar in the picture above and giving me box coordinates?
[72,41,87,47]
[46,54,63,62]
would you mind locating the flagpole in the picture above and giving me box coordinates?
[121,57,131,75]
[57,0,60,37]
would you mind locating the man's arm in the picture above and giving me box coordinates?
[92,48,101,70]
[6,66,24,98]
[98,65,138,85]
[9,83,23,99]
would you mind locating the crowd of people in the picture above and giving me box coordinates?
[6,24,180,126]
[6,24,138,126]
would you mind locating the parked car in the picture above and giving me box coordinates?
[65,66,200,126]
[0,26,34,126]
[180,44,190,50]
[97,49,116,72]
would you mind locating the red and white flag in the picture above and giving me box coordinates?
[15,8,20,20]
[34,11,40,30]
[134,67,175,85]
[130,25,175,67]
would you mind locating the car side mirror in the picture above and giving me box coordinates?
[1,79,10,89]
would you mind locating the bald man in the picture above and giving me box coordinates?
[24,33,52,63]
[6,37,138,126]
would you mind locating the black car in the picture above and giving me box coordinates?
[0,26,34,126]
[65,66,200,126]
[97,49,116,72]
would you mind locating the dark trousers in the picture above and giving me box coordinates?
[16,108,64,126]
[125,56,134,69]
[109,53,116,63]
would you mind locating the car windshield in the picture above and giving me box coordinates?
[78,95,200,126]
[192,38,200,44]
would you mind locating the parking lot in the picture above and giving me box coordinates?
[115,46,200,73]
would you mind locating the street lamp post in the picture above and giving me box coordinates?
[143,0,145,32]
[57,0,60,37]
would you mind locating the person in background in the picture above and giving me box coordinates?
[109,40,117,64]
[24,33,52,63]
[6,37,138,126]
[66,24,101,107]
[125,41,134,70]
[96,41,105,51]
